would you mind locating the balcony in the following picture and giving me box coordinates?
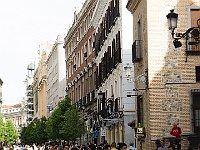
[186,39,200,55]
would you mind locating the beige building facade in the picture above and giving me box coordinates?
[127,0,200,149]
[33,43,53,119]
[2,103,27,140]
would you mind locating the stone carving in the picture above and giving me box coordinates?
[162,99,182,111]
[166,114,180,125]
[164,56,178,69]
[161,70,182,83]
[165,86,178,98]
[163,127,172,136]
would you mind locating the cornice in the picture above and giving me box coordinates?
[126,0,141,14]
[64,0,96,47]
[0,78,3,85]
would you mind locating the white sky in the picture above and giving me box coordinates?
[0,0,84,105]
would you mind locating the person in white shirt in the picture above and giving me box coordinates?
[128,143,137,150]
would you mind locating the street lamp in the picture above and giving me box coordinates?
[98,92,106,118]
[98,92,106,144]
[167,9,200,48]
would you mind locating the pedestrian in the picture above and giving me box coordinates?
[128,143,136,150]
[157,139,168,150]
[118,143,127,150]
[111,142,117,150]
[167,146,175,150]
[88,144,96,150]
[170,123,182,138]
[170,123,182,150]
[63,145,69,150]
[198,144,200,150]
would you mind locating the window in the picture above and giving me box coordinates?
[187,8,200,51]
[196,66,200,82]
[137,95,143,126]
[192,91,200,133]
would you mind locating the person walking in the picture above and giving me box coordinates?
[167,146,175,150]
[170,123,182,138]
[170,123,182,150]
[111,142,117,150]
[118,143,127,150]
[157,140,168,150]
[128,143,136,150]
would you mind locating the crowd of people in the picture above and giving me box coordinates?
[0,142,135,150]
[1,123,200,150]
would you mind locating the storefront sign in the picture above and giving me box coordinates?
[135,127,146,138]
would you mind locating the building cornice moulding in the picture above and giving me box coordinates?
[126,0,141,14]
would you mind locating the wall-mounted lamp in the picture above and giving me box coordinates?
[98,92,107,118]
[167,9,200,48]
[124,64,132,77]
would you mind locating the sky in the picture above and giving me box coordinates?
[0,0,85,105]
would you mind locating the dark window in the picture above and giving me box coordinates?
[196,66,200,82]
[192,92,200,133]
[137,95,143,126]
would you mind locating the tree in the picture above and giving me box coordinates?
[34,117,48,144]
[4,119,18,146]
[21,96,86,144]
[0,114,5,146]
[46,96,71,141]
[60,104,85,142]
[20,117,48,145]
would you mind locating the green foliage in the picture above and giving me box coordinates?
[20,117,48,145]
[45,96,71,141]
[61,104,85,142]
[4,119,18,146]
[0,114,5,143]
[0,115,18,146]
[20,96,86,144]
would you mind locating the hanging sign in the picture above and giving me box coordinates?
[101,127,106,136]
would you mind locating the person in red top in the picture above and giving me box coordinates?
[170,123,182,138]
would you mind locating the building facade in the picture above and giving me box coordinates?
[46,35,66,117]
[2,103,27,141]
[127,0,200,149]
[33,42,53,119]
[92,0,135,146]
[64,0,97,144]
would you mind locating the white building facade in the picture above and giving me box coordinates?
[93,0,136,146]
[46,35,66,117]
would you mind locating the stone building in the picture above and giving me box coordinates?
[33,42,53,119]
[92,0,135,145]
[2,103,27,141]
[64,0,97,144]
[127,0,200,149]
[46,35,66,117]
